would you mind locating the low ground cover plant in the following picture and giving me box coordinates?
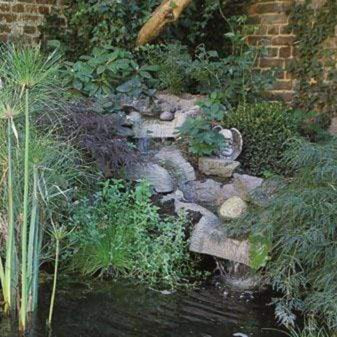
[68,180,200,288]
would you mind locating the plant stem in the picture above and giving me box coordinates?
[48,238,60,328]
[4,117,16,314]
[20,88,30,331]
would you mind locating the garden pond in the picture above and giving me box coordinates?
[0,280,286,337]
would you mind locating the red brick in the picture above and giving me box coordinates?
[260,58,285,68]
[272,35,295,46]
[279,46,292,58]
[272,80,294,90]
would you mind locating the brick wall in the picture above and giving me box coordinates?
[248,0,295,102]
[0,0,63,44]
[248,0,337,102]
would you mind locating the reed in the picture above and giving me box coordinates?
[0,44,63,333]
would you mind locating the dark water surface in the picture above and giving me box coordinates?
[1,281,286,337]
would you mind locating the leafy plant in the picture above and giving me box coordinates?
[145,43,192,94]
[178,94,227,156]
[64,46,157,97]
[67,180,199,288]
[227,137,337,332]
[222,102,304,176]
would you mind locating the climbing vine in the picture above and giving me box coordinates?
[288,0,337,122]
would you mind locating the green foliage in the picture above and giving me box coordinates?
[178,94,227,156]
[145,43,192,95]
[42,0,159,59]
[222,102,303,176]
[65,46,158,97]
[228,137,337,331]
[248,233,271,270]
[68,180,199,288]
[146,16,274,103]
[288,0,337,120]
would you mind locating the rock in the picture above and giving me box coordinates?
[133,108,200,138]
[181,179,224,206]
[233,173,263,201]
[189,216,250,266]
[249,178,285,207]
[159,111,174,121]
[154,146,196,184]
[175,199,219,221]
[125,111,142,126]
[221,184,240,200]
[126,163,174,193]
[198,157,240,178]
[120,95,155,116]
[219,196,247,220]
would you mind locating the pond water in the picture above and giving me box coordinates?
[0,281,286,337]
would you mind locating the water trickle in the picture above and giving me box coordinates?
[137,137,150,154]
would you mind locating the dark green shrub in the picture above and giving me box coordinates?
[222,102,303,176]
[68,180,200,287]
[227,137,337,332]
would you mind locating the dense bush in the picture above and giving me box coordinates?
[68,180,200,287]
[228,137,337,332]
[222,102,304,176]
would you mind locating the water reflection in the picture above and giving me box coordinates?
[1,281,285,337]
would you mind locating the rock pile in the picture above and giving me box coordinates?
[123,93,265,285]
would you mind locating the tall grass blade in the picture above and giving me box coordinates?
[27,165,39,313]
[20,88,30,331]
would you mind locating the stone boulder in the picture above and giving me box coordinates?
[233,173,263,201]
[189,216,250,266]
[154,147,196,184]
[219,196,247,220]
[126,163,174,193]
[181,179,224,207]
[198,157,240,178]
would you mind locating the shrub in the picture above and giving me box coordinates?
[64,46,157,97]
[68,180,199,288]
[222,102,303,176]
[227,137,337,332]
[145,43,192,95]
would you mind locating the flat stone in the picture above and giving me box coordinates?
[219,196,247,220]
[133,108,200,138]
[233,174,263,201]
[181,179,224,206]
[189,216,250,266]
[126,163,174,193]
[154,146,196,184]
[198,157,240,178]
